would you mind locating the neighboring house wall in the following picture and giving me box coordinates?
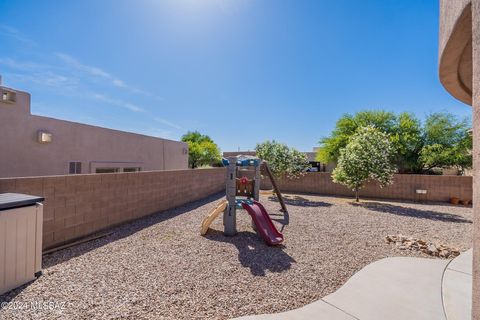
[0,168,226,249]
[439,1,478,318]
[223,151,256,158]
[0,86,188,178]
[223,151,334,172]
[324,162,336,172]
[261,172,472,203]
[304,152,317,162]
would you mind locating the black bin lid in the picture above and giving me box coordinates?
[0,193,45,211]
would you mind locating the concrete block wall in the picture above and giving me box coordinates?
[262,172,472,202]
[0,169,471,250]
[0,168,226,250]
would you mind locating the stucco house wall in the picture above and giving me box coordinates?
[0,85,188,178]
[439,1,478,318]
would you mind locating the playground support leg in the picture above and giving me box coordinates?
[254,162,260,201]
[263,161,288,213]
[223,203,236,236]
[224,156,237,236]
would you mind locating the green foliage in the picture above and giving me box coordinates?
[255,140,310,179]
[317,110,404,162]
[181,131,221,169]
[332,126,396,201]
[419,113,472,173]
[317,110,471,174]
[389,112,423,173]
[424,112,470,146]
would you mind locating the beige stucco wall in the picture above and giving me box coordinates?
[439,0,473,104]
[439,0,471,55]
[0,86,188,178]
[472,1,480,317]
[439,1,478,318]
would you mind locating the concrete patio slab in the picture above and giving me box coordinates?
[234,300,355,320]
[233,252,475,320]
[447,249,473,275]
[443,250,472,320]
[323,257,448,320]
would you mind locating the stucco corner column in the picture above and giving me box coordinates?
[472,1,480,319]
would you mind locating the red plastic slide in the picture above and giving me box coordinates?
[241,200,284,245]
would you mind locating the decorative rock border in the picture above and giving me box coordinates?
[385,234,460,258]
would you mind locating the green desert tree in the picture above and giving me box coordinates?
[318,110,471,174]
[390,112,424,173]
[317,110,397,163]
[317,110,422,172]
[332,126,396,202]
[255,140,310,179]
[419,113,472,173]
[181,131,222,169]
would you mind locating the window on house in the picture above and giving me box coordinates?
[123,167,141,172]
[95,168,120,174]
[69,162,82,174]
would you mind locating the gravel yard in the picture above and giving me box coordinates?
[0,193,473,320]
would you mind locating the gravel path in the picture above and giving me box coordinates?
[0,193,473,320]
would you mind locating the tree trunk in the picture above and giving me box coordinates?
[355,188,359,202]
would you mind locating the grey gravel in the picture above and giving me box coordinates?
[0,193,472,320]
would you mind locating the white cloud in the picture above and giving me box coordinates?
[5,71,79,91]
[55,52,160,99]
[91,93,144,112]
[55,52,112,78]
[0,58,79,91]
[0,58,48,71]
[112,79,125,87]
[129,127,176,140]
[1,57,148,114]
[0,25,37,46]
[153,117,183,130]
[0,32,170,120]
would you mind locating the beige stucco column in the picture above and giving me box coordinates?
[473,2,480,317]
[439,0,478,318]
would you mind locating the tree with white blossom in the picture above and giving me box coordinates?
[332,126,396,202]
[255,140,310,179]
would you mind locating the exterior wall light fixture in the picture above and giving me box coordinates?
[37,131,52,143]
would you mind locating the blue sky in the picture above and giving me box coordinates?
[0,0,471,152]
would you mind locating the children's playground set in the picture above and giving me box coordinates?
[201,155,288,245]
